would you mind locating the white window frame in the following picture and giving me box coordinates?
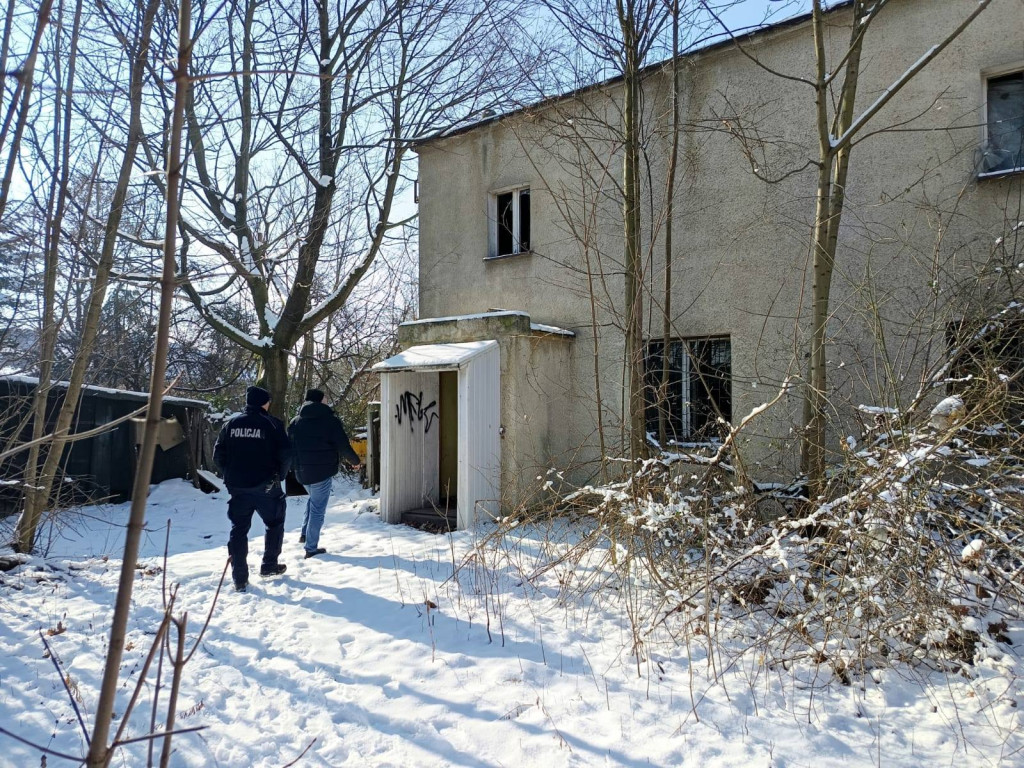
[644,335,732,445]
[487,184,530,259]
[980,62,1024,178]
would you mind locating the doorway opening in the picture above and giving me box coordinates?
[375,340,500,531]
[436,370,458,520]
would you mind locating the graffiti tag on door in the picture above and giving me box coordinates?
[395,391,438,433]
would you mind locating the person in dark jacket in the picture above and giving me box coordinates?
[214,386,292,591]
[287,388,360,558]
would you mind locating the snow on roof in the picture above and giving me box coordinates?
[372,341,498,372]
[0,375,209,408]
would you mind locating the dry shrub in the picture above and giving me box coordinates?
[497,305,1024,679]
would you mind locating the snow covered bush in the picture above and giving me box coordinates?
[499,304,1024,679]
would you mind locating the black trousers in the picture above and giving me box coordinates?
[227,483,286,584]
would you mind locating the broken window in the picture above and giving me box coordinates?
[947,316,1024,422]
[983,70,1024,175]
[491,186,530,257]
[644,336,732,443]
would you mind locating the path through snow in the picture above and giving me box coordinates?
[1,479,1022,766]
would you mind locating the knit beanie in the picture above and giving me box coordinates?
[246,386,271,407]
[305,388,325,403]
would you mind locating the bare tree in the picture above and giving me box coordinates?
[695,0,996,495]
[13,0,164,553]
[86,0,192,760]
[167,0,524,417]
[20,0,85,543]
[657,0,682,449]
[505,0,757,476]
[540,0,672,461]
[799,0,992,496]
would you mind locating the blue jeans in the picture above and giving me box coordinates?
[300,477,332,551]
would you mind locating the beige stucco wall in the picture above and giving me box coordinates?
[415,0,1024,489]
[398,313,577,506]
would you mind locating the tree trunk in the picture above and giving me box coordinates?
[85,0,191,762]
[620,5,647,463]
[159,613,188,768]
[0,0,18,98]
[802,0,835,499]
[0,0,54,226]
[14,0,161,553]
[21,0,83,550]
[802,0,866,498]
[583,239,608,482]
[260,346,291,419]
[659,1,680,449]
[798,0,990,497]
[296,330,314,403]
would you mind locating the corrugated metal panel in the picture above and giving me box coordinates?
[380,370,439,523]
[458,343,500,528]
[379,374,396,522]
[379,341,499,529]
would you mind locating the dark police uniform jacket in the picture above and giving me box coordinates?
[214,405,292,490]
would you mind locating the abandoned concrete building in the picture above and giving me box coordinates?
[374,0,1024,528]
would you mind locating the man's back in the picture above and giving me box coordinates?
[288,401,358,485]
[215,406,290,489]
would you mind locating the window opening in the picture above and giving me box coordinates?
[947,318,1023,422]
[644,337,731,443]
[984,70,1024,175]
[492,186,530,257]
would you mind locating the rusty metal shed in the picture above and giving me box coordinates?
[0,376,210,516]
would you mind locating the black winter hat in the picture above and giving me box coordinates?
[305,388,325,403]
[246,386,271,407]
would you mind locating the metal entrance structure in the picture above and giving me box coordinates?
[373,340,500,530]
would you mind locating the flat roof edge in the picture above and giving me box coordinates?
[372,340,499,373]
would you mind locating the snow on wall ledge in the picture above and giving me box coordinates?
[400,310,575,338]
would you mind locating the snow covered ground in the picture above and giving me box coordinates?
[1,478,1023,767]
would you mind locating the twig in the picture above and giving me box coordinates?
[152,521,174,767]
[161,520,171,610]
[39,631,91,743]
[183,558,230,665]
[0,725,82,761]
[106,608,174,760]
[110,726,207,747]
[160,611,188,768]
[281,738,318,767]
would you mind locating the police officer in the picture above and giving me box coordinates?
[214,386,292,592]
